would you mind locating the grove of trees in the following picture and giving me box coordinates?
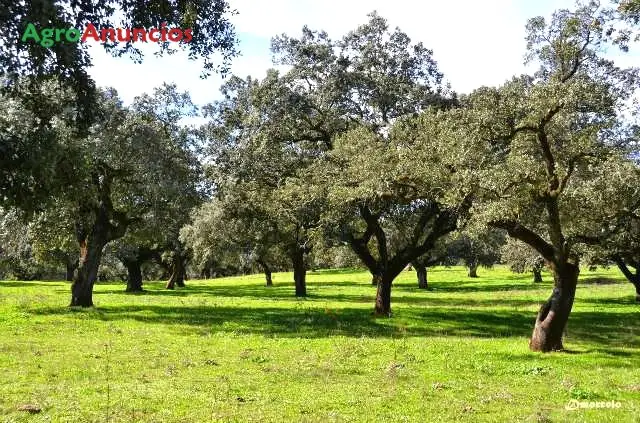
[1,1,639,352]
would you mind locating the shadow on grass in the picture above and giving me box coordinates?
[579,277,626,286]
[92,283,548,309]
[0,281,66,288]
[24,302,640,350]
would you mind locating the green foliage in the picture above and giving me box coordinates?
[501,238,545,274]
[462,3,639,268]
[445,229,506,270]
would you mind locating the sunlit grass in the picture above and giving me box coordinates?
[1,266,639,422]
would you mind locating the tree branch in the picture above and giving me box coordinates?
[490,220,556,263]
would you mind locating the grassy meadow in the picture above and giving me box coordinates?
[0,266,639,422]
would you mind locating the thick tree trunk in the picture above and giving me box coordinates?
[533,268,543,283]
[371,274,381,286]
[374,275,392,316]
[124,259,143,292]
[468,263,478,278]
[292,248,306,297]
[529,263,579,352]
[70,238,106,307]
[416,264,428,289]
[166,256,185,289]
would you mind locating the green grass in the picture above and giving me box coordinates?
[1,266,639,422]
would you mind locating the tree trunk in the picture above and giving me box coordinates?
[614,259,640,302]
[529,263,579,352]
[70,237,106,307]
[468,263,478,278]
[372,274,381,286]
[416,264,428,289]
[258,260,273,287]
[65,258,78,282]
[533,268,543,283]
[292,248,306,297]
[124,259,143,292]
[201,268,210,279]
[166,256,185,289]
[374,275,392,316]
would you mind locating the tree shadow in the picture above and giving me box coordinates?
[579,277,626,286]
[23,303,640,349]
[394,281,552,294]
[307,268,366,276]
[0,281,66,288]
[92,283,546,309]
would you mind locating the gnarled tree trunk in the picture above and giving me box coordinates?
[415,263,428,289]
[292,247,306,297]
[71,234,107,307]
[533,268,543,283]
[529,262,579,352]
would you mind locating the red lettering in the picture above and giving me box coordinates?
[81,23,101,42]
[168,28,182,42]
[183,28,193,43]
[148,28,160,42]
[100,27,116,42]
[160,22,168,42]
[116,28,131,42]
[131,28,147,42]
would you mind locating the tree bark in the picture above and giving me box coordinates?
[374,275,392,316]
[124,259,143,292]
[65,258,78,282]
[416,264,428,289]
[468,263,478,278]
[533,268,543,283]
[371,274,381,286]
[166,256,185,289]
[529,262,579,352]
[292,248,306,297]
[257,260,273,287]
[614,258,640,302]
[70,236,106,307]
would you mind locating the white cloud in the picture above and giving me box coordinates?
[87,0,585,107]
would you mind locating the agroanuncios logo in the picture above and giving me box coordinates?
[21,22,193,47]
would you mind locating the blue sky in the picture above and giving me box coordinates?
[87,0,624,111]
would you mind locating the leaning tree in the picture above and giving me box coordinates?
[467,3,639,351]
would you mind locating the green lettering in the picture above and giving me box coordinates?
[55,28,65,41]
[40,28,54,47]
[65,28,81,42]
[21,23,40,43]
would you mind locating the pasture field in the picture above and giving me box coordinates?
[0,266,639,422]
